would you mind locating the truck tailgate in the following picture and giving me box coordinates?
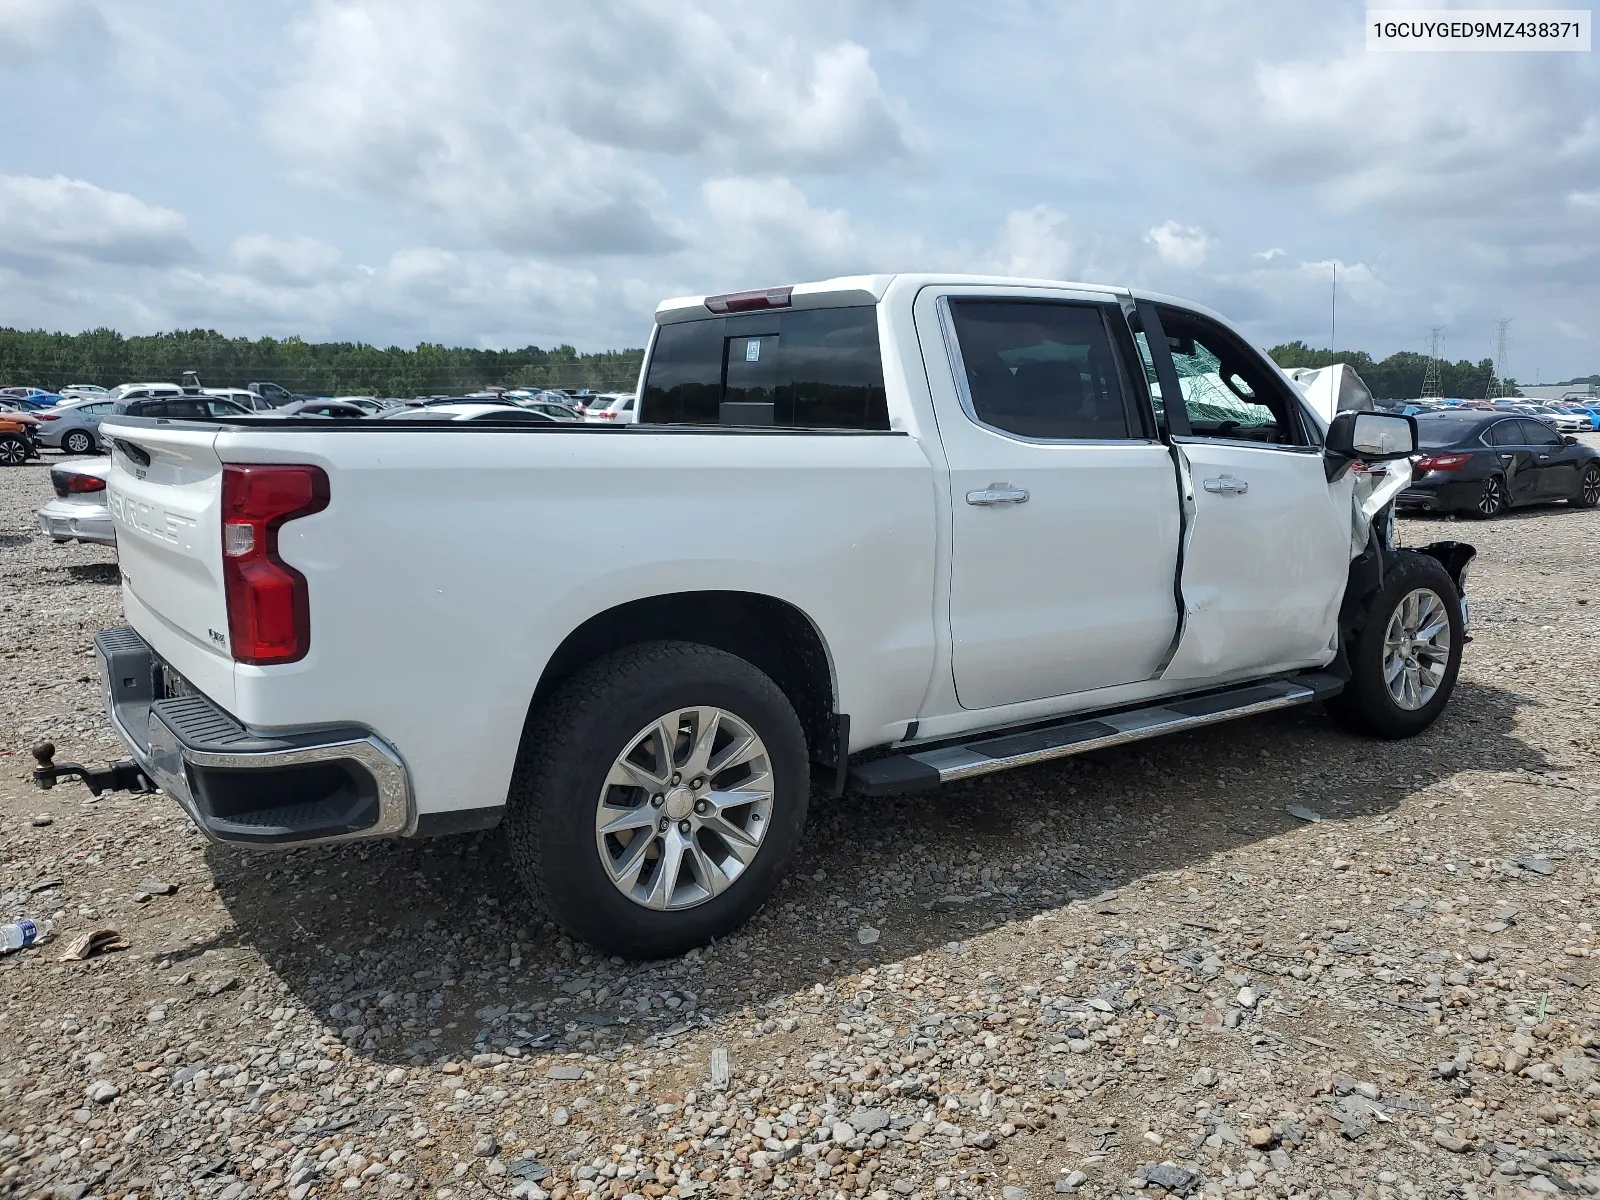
[104,423,236,709]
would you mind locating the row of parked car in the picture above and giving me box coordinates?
[0,381,640,458]
[1381,396,1600,433]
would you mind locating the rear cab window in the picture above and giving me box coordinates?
[642,306,887,430]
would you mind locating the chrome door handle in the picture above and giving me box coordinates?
[966,484,1029,506]
[1202,474,1249,495]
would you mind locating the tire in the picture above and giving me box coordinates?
[0,435,26,466]
[504,640,810,958]
[1467,474,1507,518]
[1571,463,1600,509]
[62,430,94,455]
[1326,552,1463,740]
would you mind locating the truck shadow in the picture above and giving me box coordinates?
[206,677,1549,1068]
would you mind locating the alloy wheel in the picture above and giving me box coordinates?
[594,706,774,911]
[0,438,25,466]
[1583,466,1600,507]
[1382,588,1452,711]
[1477,476,1506,516]
[64,432,92,454]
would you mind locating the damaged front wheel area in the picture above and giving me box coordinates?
[1326,551,1465,740]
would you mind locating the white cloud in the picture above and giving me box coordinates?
[232,234,344,286]
[0,0,107,65]
[0,174,195,269]
[262,0,916,257]
[1143,221,1213,271]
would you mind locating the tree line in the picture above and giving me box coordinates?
[0,323,1570,402]
[0,327,645,396]
[1266,341,1505,400]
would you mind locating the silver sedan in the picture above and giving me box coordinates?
[37,457,114,546]
[34,398,115,454]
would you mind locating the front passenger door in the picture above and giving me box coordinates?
[1142,303,1351,682]
[1519,419,1577,498]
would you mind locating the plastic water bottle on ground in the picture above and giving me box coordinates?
[1,919,50,953]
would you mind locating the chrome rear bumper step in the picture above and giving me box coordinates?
[847,673,1344,796]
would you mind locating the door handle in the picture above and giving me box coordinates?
[1537,454,1552,460]
[1201,474,1249,495]
[966,484,1029,507]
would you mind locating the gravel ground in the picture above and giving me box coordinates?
[2,446,1599,1200]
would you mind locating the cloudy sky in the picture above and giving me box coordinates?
[2,0,1597,379]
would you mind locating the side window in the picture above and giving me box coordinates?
[1521,419,1562,446]
[946,300,1135,440]
[1155,307,1303,446]
[642,307,887,430]
[1488,421,1522,447]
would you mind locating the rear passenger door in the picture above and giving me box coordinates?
[918,287,1182,710]
[1486,419,1537,502]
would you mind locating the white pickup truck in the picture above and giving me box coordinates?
[67,274,1474,957]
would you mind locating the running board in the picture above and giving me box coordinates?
[847,673,1344,797]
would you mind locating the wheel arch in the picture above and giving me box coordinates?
[529,591,846,793]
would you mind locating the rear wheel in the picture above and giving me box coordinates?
[1468,474,1507,518]
[1326,552,1463,739]
[62,430,94,455]
[1571,463,1600,509]
[0,435,26,466]
[503,641,810,958]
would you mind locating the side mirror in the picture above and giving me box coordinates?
[1326,410,1416,462]
[1563,434,1578,446]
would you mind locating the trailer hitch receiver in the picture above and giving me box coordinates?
[31,741,155,796]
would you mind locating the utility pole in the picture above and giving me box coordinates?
[1421,325,1444,401]
[1330,262,1337,360]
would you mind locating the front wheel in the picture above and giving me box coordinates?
[62,430,94,455]
[0,435,26,466]
[1571,463,1600,509]
[1326,552,1463,739]
[503,641,810,958]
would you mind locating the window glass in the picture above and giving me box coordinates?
[1156,308,1301,445]
[1487,420,1523,447]
[1520,419,1562,446]
[642,306,887,429]
[947,300,1133,440]
[1131,331,1165,423]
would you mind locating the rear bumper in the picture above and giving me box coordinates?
[1397,476,1480,512]
[97,626,414,847]
[38,499,114,545]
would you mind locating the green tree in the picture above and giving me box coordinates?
[0,327,645,396]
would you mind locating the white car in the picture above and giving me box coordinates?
[60,384,109,402]
[37,457,114,545]
[203,387,268,411]
[76,273,1474,959]
[1519,404,1587,434]
[377,402,561,423]
[105,382,184,404]
[583,393,638,423]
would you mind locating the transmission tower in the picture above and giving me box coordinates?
[1420,326,1445,400]
[1492,317,1514,398]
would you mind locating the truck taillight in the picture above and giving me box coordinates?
[221,464,328,664]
